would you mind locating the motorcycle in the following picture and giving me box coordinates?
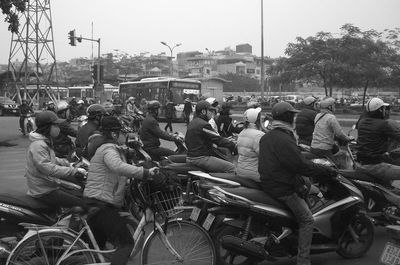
[76,115,88,129]
[193,170,374,265]
[25,113,35,134]
[380,225,400,265]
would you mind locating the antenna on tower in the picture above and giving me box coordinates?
[7,0,59,107]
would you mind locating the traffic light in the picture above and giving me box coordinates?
[68,30,76,46]
[91,65,98,81]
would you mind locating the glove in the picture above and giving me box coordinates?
[326,166,338,178]
[149,168,167,187]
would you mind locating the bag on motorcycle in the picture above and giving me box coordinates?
[294,175,311,199]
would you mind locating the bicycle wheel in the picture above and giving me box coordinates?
[141,220,216,265]
[7,230,96,265]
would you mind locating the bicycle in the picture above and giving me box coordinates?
[6,179,216,265]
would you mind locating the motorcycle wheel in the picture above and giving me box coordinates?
[336,214,375,258]
[26,122,33,133]
[214,225,256,265]
[7,231,96,265]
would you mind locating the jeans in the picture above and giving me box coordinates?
[186,156,235,173]
[36,189,86,209]
[86,201,135,265]
[19,116,26,134]
[278,193,314,265]
[357,162,400,182]
[164,118,173,132]
[144,146,175,161]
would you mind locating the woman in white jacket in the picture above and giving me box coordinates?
[236,107,265,181]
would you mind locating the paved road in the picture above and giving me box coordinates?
[0,116,393,265]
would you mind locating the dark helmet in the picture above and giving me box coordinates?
[272,102,299,120]
[195,100,212,114]
[221,101,233,110]
[100,116,122,131]
[35,111,64,128]
[86,104,108,118]
[147,100,161,110]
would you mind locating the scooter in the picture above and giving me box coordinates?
[25,113,35,134]
[193,170,374,265]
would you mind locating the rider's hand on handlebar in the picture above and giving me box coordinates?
[76,168,87,175]
[149,167,160,177]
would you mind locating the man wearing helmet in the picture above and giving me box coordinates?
[185,100,237,173]
[126,96,140,115]
[356,97,400,182]
[18,99,34,135]
[310,97,352,163]
[139,100,180,161]
[84,115,160,265]
[259,102,336,265]
[295,96,318,146]
[75,104,108,159]
[216,102,242,137]
[46,101,56,112]
[236,107,264,181]
[205,97,219,133]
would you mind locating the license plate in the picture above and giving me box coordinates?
[190,207,201,222]
[202,213,215,231]
[381,242,400,265]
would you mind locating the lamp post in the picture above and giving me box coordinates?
[161,41,181,76]
[260,0,265,100]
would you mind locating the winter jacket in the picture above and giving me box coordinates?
[139,114,176,149]
[19,103,33,116]
[25,132,78,197]
[259,122,331,198]
[75,120,99,158]
[236,125,264,181]
[295,105,317,146]
[53,121,77,147]
[311,109,349,150]
[185,116,235,158]
[84,143,148,207]
[357,117,400,164]
[216,114,242,138]
[165,102,175,119]
[183,102,192,114]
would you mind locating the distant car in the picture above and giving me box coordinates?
[0,97,20,116]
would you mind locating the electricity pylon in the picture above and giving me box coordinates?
[7,0,59,106]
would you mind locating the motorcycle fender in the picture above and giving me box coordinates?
[222,218,246,230]
[208,206,246,216]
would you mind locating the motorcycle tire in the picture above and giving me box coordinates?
[26,122,33,133]
[336,214,375,259]
[214,225,257,265]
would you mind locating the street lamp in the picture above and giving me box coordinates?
[160,41,181,76]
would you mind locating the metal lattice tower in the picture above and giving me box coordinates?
[7,0,58,106]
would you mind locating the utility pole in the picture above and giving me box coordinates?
[260,0,265,100]
[161,41,181,77]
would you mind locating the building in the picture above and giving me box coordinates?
[194,77,230,102]
[236,43,252,54]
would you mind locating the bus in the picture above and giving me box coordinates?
[67,86,94,99]
[119,77,201,120]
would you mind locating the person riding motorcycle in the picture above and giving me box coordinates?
[52,101,78,159]
[46,101,56,112]
[18,99,34,135]
[185,100,237,173]
[25,111,86,209]
[216,101,242,137]
[76,99,87,116]
[236,107,265,181]
[139,100,180,161]
[75,104,109,159]
[84,115,160,265]
[310,97,352,163]
[356,97,400,183]
[295,96,318,146]
[259,102,336,265]
[103,101,115,115]
[205,97,219,133]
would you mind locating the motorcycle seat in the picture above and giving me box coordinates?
[209,173,262,190]
[164,163,202,174]
[222,187,289,210]
[168,154,187,163]
[0,191,56,212]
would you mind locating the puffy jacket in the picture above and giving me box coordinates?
[259,125,331,198]
[357,117,400,164]
[84,143,147,207]
[236,126,264,181]
[295,105,317,146]
[75,120,99,158]
[139,114,176,149]
[216,114,242,138]
[25,132,78,197]
[311,109,349,150]
[53,120,77,147]
[185,116,235,157]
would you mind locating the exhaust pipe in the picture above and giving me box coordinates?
[220,235,275,261]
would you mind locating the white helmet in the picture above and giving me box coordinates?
[244,107,262,124]
[205,97,218,108]
[319,97,335,109]
[303,96,317,106]
[366,97,389,112]
[56,100,69,112]
[77,99,84,104]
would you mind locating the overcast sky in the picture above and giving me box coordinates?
[0,0,399,64]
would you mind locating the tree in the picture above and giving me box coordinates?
[0,0,27,33]
[219,73,260,92]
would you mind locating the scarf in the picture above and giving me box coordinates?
[271,120,295,135]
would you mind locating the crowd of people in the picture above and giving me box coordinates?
[18,91,400,265]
